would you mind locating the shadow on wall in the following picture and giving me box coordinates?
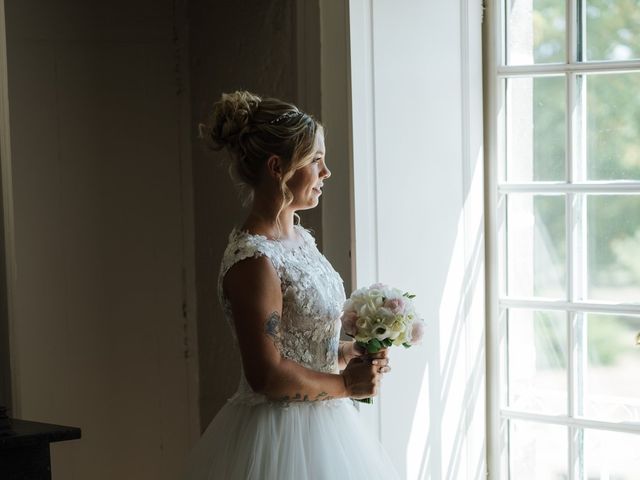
[403,217,486,480]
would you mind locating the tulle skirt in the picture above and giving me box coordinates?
[184,397,400,480]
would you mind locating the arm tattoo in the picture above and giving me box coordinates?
[264,312,334,405]
[275,391,335,406]
[265,311,281,341]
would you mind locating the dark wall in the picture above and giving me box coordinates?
[188,0,322,429]
[0,162,11,413]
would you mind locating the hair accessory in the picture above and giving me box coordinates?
[268,110,304,125]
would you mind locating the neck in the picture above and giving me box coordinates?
[244,190,296,239]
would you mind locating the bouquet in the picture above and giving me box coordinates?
[341,283,425,404]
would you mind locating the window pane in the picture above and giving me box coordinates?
[506,76,566,182]
[587,195,640,302]
[507,0,566,65]
[508,309,567,415]
[509,420,567,479]
[587,72,640,180]
[507,195,566,298]
[583,314,640,422]
[586,0,640,62]
[584,429,640,479]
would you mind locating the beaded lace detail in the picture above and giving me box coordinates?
[218,224,347,407]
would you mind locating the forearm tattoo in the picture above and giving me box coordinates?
[265,311,281,341]
[264,312,334,405]
[276,391,335,406]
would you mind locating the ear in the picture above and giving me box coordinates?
[266,155,283,180]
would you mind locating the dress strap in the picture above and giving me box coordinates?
[220,229,284,276]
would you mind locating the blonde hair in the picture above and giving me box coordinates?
[199,90,323,235]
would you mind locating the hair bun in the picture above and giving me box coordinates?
[201,90,262,152]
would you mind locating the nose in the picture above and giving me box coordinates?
[321,163,331,179]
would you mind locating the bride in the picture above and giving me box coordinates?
[184,90,400,479]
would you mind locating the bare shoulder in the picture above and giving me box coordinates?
[223,254,281,305]
[220,248,285,393]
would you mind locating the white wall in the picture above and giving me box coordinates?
[347,1,486,478]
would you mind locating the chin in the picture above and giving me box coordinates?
[293,198,319,211]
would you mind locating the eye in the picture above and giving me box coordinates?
[312,157,322,164]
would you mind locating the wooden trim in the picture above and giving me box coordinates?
[0,0,18,416]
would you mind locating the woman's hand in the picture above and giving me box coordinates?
[341,341,367,364]
[342,342,392,371]
[340,349,391,399]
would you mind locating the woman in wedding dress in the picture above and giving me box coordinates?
[184,90,400,479]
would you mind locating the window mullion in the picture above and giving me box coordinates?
[574,88,589,480]
[498,182,640,194]
[570,0,590,476]
[498,61,640,77]
[567,0,579,475]
[566,87,577,480]
[569,311,583,479]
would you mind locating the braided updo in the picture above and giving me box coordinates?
[199,90,323,213]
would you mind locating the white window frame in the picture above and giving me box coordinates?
[485,0,640,478]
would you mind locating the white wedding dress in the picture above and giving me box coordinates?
[184,224,400,479]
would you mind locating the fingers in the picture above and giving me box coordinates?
[370,358,389,366]
[372,357,391,375]
[372,365,391,374]
[370,358,390,371]
[372,364,389,374]
[344,359,390,398]
[368,349,388,359]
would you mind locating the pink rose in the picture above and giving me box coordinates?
[383,297,406,315]
[341,310,358,336]
[409,320,425,345]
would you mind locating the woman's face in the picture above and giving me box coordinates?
[286,132,331,211]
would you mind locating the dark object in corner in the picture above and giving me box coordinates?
[0,407,81,480]
[0,406,10,430]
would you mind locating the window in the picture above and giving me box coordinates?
[487,0,640,478]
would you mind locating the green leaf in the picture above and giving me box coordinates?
[355,397,373,405]
[382,338,393,347]
[402,342,411,348]
[367,339,382,353]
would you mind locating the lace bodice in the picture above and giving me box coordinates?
[218,224,347,406]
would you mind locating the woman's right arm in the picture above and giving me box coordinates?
[223,255,383,402]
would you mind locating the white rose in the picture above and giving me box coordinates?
[355,316,370,330]
[372,323,391,341]
[390,319,405,332]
